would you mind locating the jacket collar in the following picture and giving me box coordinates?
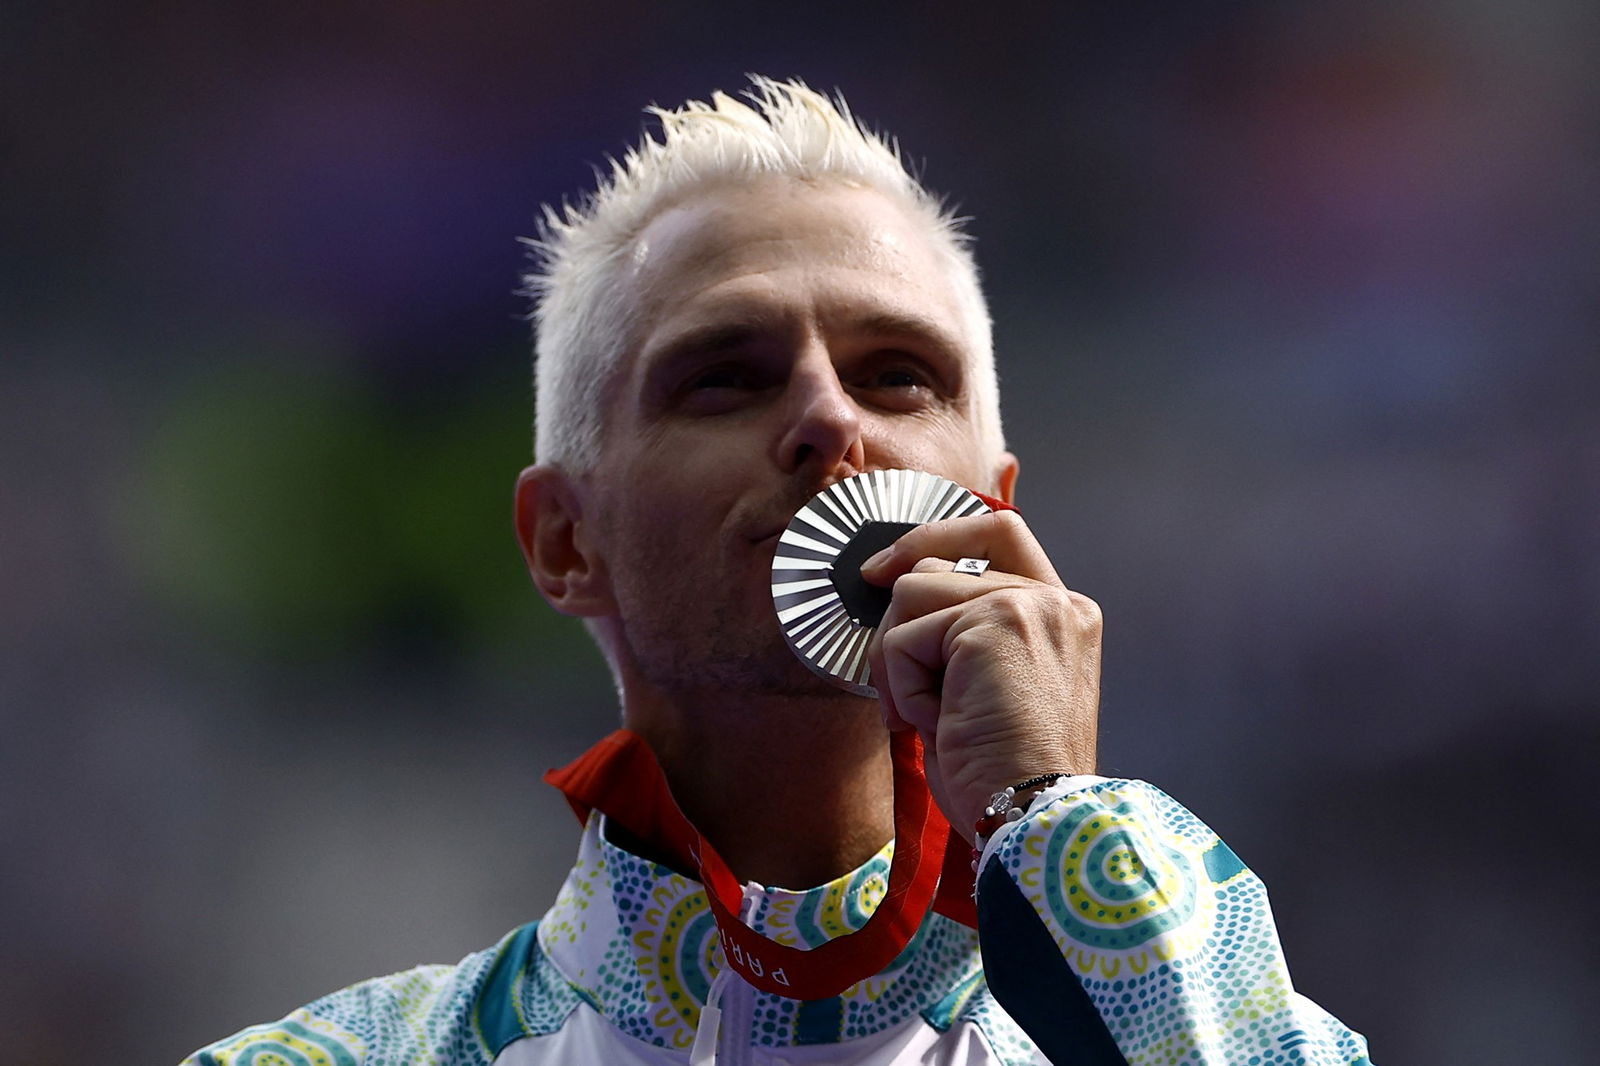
[537,814,981,1050]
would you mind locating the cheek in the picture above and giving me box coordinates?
[598,466,713,565]
[877,423,989,486]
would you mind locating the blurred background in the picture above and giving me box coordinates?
[5,1,1597,1062]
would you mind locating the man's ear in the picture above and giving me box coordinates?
[514,465,614,618]
[993,451,1020,506]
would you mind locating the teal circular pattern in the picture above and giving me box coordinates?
[676,906,719,1005]
[235,1044,317,1066]
[1041,801,1197,950]
[226,1030,360,1066]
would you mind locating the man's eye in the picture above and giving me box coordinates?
[873,368,925,389]
[862,363,938,393]
[688,365,753,390]
[675,363,771,413]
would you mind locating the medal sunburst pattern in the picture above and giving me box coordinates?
[771,469,990,697]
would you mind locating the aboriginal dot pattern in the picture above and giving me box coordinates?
[189,1014,366,1066]
[535,814,1038,1054]
[990,778,1370,1065]
[184,782,1368,1066]
[185,949,507,1066]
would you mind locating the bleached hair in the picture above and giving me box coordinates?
[520,75,1001,472]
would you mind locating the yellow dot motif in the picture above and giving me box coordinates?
[195,1014,363,1066]
[1027,793,1216,977]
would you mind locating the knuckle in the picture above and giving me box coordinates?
[983,585,1085,645]
[880,620,916,658]
[988,508,1026,536]
[984,587,1035,629]
[911,556,945,574]
[1073,592,1104,633]
[946,623,989,658]
[991,586,1031,615]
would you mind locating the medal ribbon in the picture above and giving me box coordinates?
[547,728,966,1000]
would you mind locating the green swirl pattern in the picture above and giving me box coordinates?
[1041,796,1198,951]
[194,1015,362,1066]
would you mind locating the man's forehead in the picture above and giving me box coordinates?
[628,178,943,292]
[617,178,965,353]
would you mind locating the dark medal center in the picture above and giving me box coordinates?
[829,520,918,628]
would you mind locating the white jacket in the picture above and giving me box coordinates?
[185,777,1370,1065]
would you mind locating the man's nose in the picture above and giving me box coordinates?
[774,345,865,479]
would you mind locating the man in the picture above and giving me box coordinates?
[185,78,1370,1065]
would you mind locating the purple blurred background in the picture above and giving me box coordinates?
[5,2,1597,1062]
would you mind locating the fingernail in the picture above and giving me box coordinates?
[862,548,892,571]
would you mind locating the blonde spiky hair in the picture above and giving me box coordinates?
[521,75,1000,471]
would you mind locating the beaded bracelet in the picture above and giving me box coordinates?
[970,773,1073,871]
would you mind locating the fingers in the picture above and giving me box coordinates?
[868,564,1000,728]
[877,560,1011,619]
[863,511,1061,732]
[873,603,966,734]
[859,510,1061,588]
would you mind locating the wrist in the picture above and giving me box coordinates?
[971,772,1074,855]
[946,731,1097,845]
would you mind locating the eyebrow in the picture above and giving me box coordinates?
[645,320,770,369]
[638,306,970,396]
[843,311,968,367]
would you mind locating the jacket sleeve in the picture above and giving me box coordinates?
[974,777,1372,1066]
[177,927,527,1066]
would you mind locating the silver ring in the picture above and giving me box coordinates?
[953,557,990,577]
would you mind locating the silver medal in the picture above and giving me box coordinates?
[770,469,991,697]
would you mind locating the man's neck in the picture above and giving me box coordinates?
[624,689,894,890]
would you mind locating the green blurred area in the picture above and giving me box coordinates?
[116,354,592,671]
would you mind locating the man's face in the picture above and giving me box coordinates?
[577,176,1013,699]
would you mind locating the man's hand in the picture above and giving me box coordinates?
[860,510,1102,844]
